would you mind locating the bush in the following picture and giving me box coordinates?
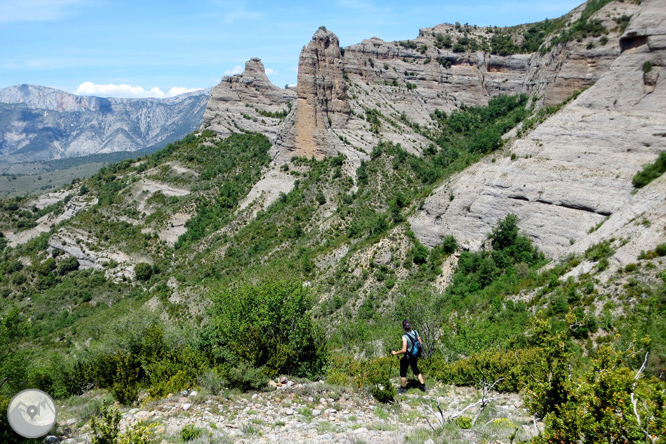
[643,61,653,74]
[441,235,457,254]
[371,376,395,403]
[134,262,153,281]
[180,424,203,442]
[633,152,666,188]
[205,280,327,378]
[198,369,227,395]
[110,353,140,405]
[225,363,269,392]
[11,273,27,285]
[655,243,666,257]
[455,416,472,429]
[427,347,543,392]
[411,241,429,265]
[57,256,80,275]
[90,401,121,444]
[531,336,665,444]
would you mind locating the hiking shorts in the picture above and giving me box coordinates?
[399,356,421,378]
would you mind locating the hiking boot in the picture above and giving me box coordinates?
[418,383,427,392]
[397,386,408,394]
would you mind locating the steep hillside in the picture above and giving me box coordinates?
[201,0,642,219]
[0,85,211,163]
[1,1,665,443]
[411,0,666,264]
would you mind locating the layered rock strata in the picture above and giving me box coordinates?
[282,29,351,159]
[203,1,639,163]
[201,58,296,144]
[410,0,666,261]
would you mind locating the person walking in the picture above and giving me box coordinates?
[391,320,426,393]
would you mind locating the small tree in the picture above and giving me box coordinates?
[490,214,519,251]
[205,280,327,378]
[57,255,79,275]
[134,262,153,281]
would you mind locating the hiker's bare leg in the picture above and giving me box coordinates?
[417,374,424,385]
[401,377,407,387]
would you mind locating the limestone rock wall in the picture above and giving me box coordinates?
[410,0,666,263]
[201,58,296,144]
[278,29,351,160]
[203,2,638,164]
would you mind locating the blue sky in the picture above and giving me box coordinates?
[0,0,581,98]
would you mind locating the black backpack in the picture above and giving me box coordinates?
[406,331,422,358]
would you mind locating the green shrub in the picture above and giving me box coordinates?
[411,241,429,265]
[441,235,457,254]
[655,243,666,257]
[37,258,57,276]
[205,280,327,378]
[134,263,152,281]
[144,341,207,399]
[11,273,27,285]
[180,424,203,441]
[633,152,666,188]
[643,61,653,74]
[90,401,121,444]
[455,416,472,429]
[585,241,614,262]
[368,360,396,403]
[530,337,665,444]
[427,347,543,392]
[57,255,80,275]
[198,369,228,395]
[110,352,140,405]
[624,263,639,273]
[225,363,269,392]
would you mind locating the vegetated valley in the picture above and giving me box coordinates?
[1,1,665,443]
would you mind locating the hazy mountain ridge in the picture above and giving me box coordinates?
[0,84,212,163]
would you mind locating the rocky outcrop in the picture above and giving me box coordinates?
[410,0,666,261]
[0,85,211,162]
[287,28,351,159]
[201,58,296,144]
[203,1,639,166]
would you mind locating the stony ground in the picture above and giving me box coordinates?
[52,379,541,444]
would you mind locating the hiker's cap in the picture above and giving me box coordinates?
[402,320,411,330]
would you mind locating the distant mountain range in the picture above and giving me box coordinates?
[0,84,212,163]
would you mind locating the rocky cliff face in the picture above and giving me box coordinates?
[0,85,211,163]
[199,0,665,271]
[203,0,638,165]
[201,58,296,145]
[410,0,666,265]
[287,29,351,159]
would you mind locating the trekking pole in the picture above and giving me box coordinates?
[387,354,394,382]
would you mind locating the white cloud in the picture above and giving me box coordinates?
[75,82,199,99]
[288,65,299,72]
[168,87,201,96]
[0,0,82,23]
[265,68,278,76]
[224,66,244,76]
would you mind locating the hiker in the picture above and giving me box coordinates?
[391,320,426,393]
